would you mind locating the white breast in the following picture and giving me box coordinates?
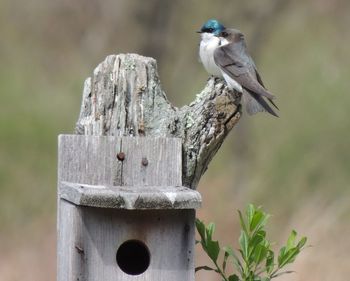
[199,34,243,93]
[199,33,223,77]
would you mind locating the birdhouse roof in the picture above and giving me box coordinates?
[60,181,201,210]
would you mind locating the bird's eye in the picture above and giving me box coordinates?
[207,28,214,32]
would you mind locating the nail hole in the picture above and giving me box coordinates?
[117,152,125,161]
[141,157,148,166]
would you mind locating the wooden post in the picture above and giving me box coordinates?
[58,53,241,280]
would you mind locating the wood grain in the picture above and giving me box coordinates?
[58,135,182,187]
[75,54,241,189]
[57,199,84,281]
[58,134,122,186]
[58,135,199,280]
[80,208,195,281]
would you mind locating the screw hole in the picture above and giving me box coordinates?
[141,157,148,166]
[116,240,150,275]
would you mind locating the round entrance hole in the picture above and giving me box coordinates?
[116,240,150,275]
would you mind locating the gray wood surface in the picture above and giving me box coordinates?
[57,199,84,281]
[58,134,122,186]
[57,135,200,280]
[57,202,195,281]
[59,182,201,209]
[120,137,182,186]
[81,208,195,281]
[58,135,182,187]
[75,54,241,188]
[58,202,196,280]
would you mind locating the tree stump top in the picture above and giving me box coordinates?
[75,53,241,188]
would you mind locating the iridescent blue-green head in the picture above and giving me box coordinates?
[198,19,225,35]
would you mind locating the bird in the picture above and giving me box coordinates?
[197,19,278,117]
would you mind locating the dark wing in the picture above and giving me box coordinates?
[245,89,278,117]
[254,68,266,88]
[214,43,275,100]
[255,68,279,110]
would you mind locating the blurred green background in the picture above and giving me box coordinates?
[1,0,349,280]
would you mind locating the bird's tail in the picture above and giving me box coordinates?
[243,91,279,117]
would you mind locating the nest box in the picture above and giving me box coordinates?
[57,135,201,281]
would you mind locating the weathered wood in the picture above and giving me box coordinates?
[57,200,84,281]
[58,135,182,186]
[81,208,195,281]
[75,54,241,188]
[57,202,196,281]
[58,135,122,186]
[58,135,199,281]
[120,137,182,186]
[59,182,201,209]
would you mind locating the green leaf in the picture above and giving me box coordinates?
[297,237,307,249]
[238,210,248,235]
[195,265,217,272]
[247,204,255,229]
[278,231,307,268]
[206,239,220,263]
[206,222,215,241]
[250,210,264,232]
[252,243,268,264]
[195,219,206,243]
[278,246,286,265]
[249,230,265,251]
[252,213,270,235]
[239,230,249,261]
[223,246,243,274]
[278,248,300,268]
[228,274,240,281]
[248,230,268,263]
[265,250,274,274]
[286,230,297,251]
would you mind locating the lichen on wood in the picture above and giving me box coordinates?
[75,54,241,189]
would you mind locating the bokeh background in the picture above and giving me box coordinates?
[1,0,349,280]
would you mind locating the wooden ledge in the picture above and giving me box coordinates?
[59,181,202,210]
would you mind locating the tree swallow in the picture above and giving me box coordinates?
[198,19,278,117]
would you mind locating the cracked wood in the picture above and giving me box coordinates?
[75,53,241,189]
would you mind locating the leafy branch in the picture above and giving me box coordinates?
[196,204,307,281]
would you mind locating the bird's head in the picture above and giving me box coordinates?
[197,19,225,36]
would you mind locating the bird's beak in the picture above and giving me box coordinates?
[196,30,202,33]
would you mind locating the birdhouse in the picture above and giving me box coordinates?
[57,135,201,281]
